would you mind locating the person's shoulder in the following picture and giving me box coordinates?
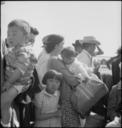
[35,89,45,99]
[111,83,119,92]
[49,56,62,63]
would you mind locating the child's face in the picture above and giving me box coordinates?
[62,55,75,65]
[46,78,60,94]
[7,26,28,47]
[28,33,36,44]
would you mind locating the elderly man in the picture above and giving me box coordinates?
[77,36,103,68]
[77,36,107,127]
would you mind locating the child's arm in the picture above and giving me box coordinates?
[3,51,30,91]
[35,108,61,121]
[49,57,80,87]
[2,69,22,91]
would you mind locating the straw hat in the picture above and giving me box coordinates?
[82,36,100,45]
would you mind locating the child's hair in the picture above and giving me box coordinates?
[42,34,64,53]
[30,27,39,35]
[42,70,63,85]
[61,46,77,58]
[8,19,30,35]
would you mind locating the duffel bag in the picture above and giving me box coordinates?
[71,75,108,115]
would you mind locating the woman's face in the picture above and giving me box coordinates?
[55,41,64,54]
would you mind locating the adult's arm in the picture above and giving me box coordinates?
[35,107,60,121]
[94,45,104,56]
[48,57,80,87]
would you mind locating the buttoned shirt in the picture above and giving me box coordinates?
[34,89,61,127]
[77,49,93,68]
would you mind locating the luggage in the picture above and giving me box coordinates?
[84,112,105,127]
[71,75,108,115]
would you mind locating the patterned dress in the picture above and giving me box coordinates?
[4,46,36,93]
[48,57,81,127]
[60,80,81,127]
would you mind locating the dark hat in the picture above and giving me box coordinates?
[82,36,100,45]
[72,40,83,47]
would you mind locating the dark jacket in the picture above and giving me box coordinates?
[112,56,121,85]
[107,81,121,121]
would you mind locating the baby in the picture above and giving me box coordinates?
[61,46,91,83]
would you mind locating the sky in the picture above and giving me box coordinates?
[1,1,121,58]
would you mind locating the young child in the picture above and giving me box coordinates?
[61,46,92,83]
[34,70,62,127]
[1,19,36,127]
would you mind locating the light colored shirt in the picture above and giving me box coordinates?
[36,49,50,88]
[66,58,90,81]
[34,89,61,127]
[77,49,93,68]
[98,65,112,75]
[5,46,36,87]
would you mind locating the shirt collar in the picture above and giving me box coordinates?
[82,49,92,59]
[43,89,58,97]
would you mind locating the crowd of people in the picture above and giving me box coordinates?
[0,19,121,127]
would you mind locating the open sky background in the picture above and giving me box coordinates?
[1,1,121,58]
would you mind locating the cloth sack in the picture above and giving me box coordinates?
[71,75,108,115]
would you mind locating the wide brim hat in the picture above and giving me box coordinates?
[82,36,100,45]
[72,40,83,47]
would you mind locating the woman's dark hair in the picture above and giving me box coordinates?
[42,34,64,53]
[42,69,63,85]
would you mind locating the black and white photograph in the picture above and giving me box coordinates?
[1,1,121,127]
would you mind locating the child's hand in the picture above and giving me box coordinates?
[2,81,11,92]
[1,86,7,92]
[82,77,89,83]
[54,110,62,117]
